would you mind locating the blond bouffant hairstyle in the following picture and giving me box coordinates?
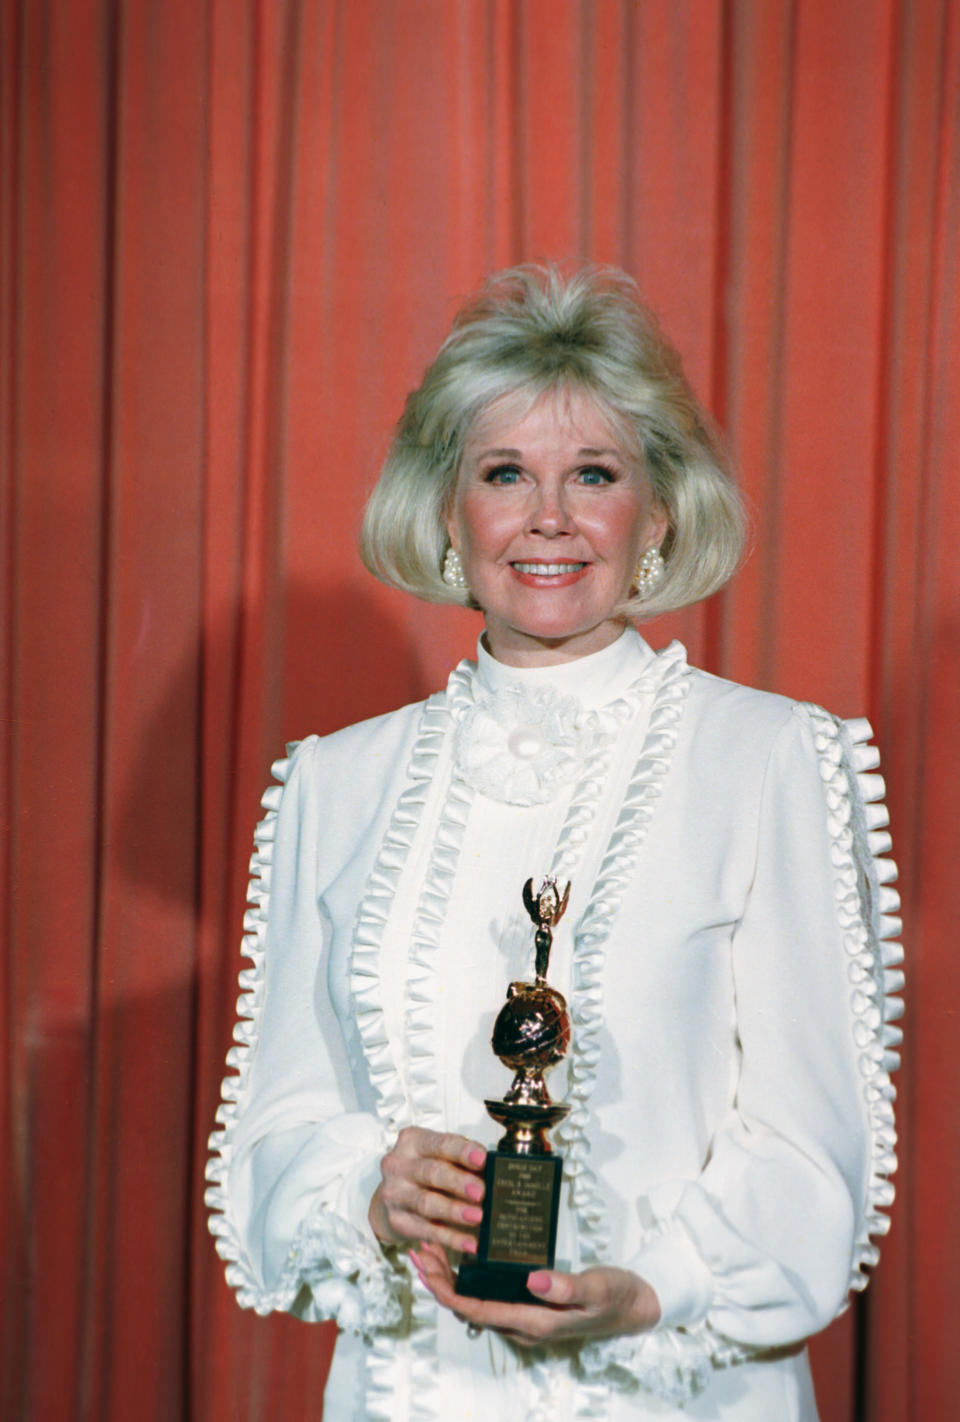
[360,265,746,619]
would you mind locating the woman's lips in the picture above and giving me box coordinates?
[509,560,589,587]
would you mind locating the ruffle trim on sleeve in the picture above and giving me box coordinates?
[289,1202,405,1334]
[210,1195,404,1333]
[205,746,299,1297]
[572,703,902,1408]
[803,705,902,1291]
[578,1319,751,1406]
[205,743,407,1327]
[554,643,692,1266]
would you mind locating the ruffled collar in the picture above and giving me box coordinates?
[451,627,661,807]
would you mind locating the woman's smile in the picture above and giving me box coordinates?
[510,559,589,585]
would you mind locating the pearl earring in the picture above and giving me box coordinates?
[635,545,665,597]
[442,547,468,589]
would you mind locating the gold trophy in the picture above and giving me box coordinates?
[456,876,572,1302]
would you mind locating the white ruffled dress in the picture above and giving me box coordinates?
[207,630,902,1421]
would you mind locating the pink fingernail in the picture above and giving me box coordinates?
[527,1272,551,1293]
[468,1148,486,1168]
[462,1205,483,1224]
[465,1180,483,1202]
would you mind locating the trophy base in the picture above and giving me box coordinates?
[454,1147,563,1303]
[456,1258,547,1304]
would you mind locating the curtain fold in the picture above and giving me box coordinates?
[3,2,956,1418]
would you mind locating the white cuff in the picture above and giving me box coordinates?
[290,1202,405,1335]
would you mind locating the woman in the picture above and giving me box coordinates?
[207,268,901,1420]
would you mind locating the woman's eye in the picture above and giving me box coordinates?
[485,464,522,485]
[578,464,616,485]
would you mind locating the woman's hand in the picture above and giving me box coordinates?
[369,1127,487,1254]
[411,1241,660,1346]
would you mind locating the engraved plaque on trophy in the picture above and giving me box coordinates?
[456,876,572,1304]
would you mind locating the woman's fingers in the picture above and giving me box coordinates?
[386,1148,484,1205]
[389,1129,486,1200]
[417,1240,457,1286]
[391,1209,480,1254]
[525,1269,574,1303]
[371,1191,479,1252]
[380,1153,484,1221]
[380,1163,481,1220]
[415,1244,578,1345]
[415,1245,566,1340]
[414,1246,659,1344]
[371,1128,487,1248]
[376,1177,482,1249]
[394,1127,486,1172]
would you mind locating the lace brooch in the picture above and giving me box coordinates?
[452,682,607,806]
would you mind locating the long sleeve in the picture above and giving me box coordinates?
[206,739,406,1333]
[581,704,902,1399]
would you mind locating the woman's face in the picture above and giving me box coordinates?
[445,387,667,666]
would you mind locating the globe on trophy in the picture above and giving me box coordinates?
[456,876,572,1303]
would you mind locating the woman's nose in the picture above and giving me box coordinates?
[528,481,571,536]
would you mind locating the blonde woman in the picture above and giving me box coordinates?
[208,268,901,1420]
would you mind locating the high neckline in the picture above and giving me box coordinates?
[475,625,658,710]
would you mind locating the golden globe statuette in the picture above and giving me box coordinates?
[456,876,572,1304]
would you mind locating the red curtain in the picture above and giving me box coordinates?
[3,2,957,1418]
